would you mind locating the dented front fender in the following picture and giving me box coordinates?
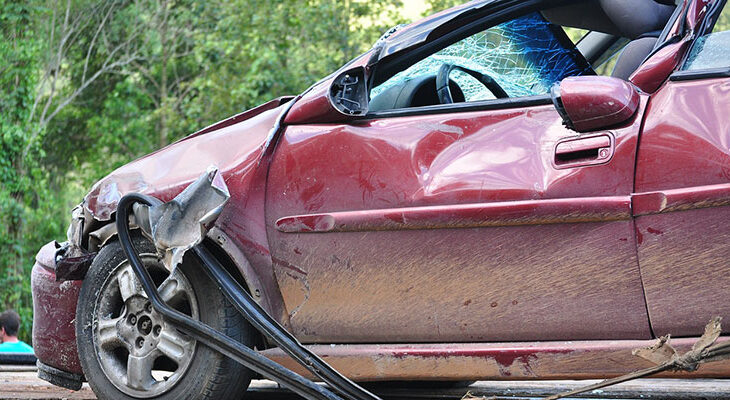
[31,241,84,375]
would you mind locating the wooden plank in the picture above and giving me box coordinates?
[2,370,730,400]
[398,379,730,399]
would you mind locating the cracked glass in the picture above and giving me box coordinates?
[371,12,593,104]
[683,3,730,71]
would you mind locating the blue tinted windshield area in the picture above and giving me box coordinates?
[371,12,593,103]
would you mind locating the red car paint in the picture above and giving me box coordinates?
[31,242,84,374]
[180,96,294,142]
[629,0,708,93]
[559,76,640,132]
[630,39,692,93]
[265,94,650,344]
[262,338,730,381]
[634,76,730,338]
[31,0,730,384]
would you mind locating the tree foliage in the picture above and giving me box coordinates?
[0,0,410,344]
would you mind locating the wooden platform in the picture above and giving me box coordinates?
[1,368,729,399]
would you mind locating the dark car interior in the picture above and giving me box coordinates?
[369,0,678,112]
[545,0,677,80]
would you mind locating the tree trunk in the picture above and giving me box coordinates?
[159,0,169,148]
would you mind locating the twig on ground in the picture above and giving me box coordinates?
[460,317,730,400]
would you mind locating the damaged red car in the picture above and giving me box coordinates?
[31,0,730,398]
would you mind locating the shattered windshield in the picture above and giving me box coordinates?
[371,12,593,103]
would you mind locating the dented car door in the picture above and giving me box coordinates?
[633,1,730,338]
[264,9,651,343]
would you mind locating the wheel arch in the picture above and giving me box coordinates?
[86,221,271,348]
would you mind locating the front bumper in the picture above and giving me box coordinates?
[31,241,84,377]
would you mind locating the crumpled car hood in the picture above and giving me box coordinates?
[84,99,289,221]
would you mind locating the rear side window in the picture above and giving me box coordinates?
[682,1,730,71]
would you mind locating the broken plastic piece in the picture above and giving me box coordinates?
[55,207,97,281]
[55,243,97,281]
[139,166,230,270]
[330,67,368,116]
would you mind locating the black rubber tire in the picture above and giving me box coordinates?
[76,236,255,400]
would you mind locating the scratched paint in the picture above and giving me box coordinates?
[261,338,730,381]
[31,242,84,374]
[635,77,730,337]
[266,98,651,343]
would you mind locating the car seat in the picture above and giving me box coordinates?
[601,0,675,80]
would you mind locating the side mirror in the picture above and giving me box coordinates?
[329,66,368,117]
[551,76,640,132]
[284,66,369,124]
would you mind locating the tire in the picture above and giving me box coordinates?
[76,235,255,400]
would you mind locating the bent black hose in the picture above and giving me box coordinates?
[194,245,381,400]
[115,193,340,400]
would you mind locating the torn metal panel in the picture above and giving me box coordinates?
[56,101,290,328]
[57,104,283,284]
[55,206,97,281]
[81,102,284,224]
[138,167,230,271]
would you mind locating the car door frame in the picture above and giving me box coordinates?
[632,0,730,337]
[264,0,658,344]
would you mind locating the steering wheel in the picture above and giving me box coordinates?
[436,64,509,104]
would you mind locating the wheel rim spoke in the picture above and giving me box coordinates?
[118,266,143,301]
[158,269,186,305]
[97,316,124,350]
[126,353,155,391]
[156,327,194,366]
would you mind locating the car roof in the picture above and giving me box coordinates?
[376,0,498,60]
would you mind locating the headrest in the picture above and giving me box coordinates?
[542,0,676,40]
[599,0,675,39]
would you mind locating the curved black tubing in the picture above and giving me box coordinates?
[116,193,340,400]
[194,245,381,400]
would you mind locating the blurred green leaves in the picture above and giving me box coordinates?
[0,0,413,344]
